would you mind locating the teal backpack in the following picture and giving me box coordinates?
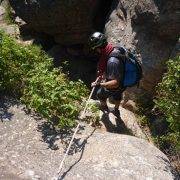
[109,46,142,88]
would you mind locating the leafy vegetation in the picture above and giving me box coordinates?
[154,56,180,150]
[136,56,179,150]
[135,56,180,171]
[85,101,100,125]
[0,30,88,129]
[0,31,48,95]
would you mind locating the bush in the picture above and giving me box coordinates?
[22,66,88,128]
[0,31,49,95]
[0,31,88,129]
[155,56,180,150]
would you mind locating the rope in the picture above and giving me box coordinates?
[56,77,99,178]
[81,85,96,117]
[81,77,99,117]
[57,123,80,176]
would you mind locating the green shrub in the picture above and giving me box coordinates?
[138,115,149,127]
[0,31,88,129]
[22,66,88,128]
[0,30,49,95]
[155,56,180,150]
[86,101,100,124]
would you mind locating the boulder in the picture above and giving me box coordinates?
[0,6,5,22]
[62,133,175,180]
[105,0,180,94]
[0,97,177,179]
[9,0,101,45]
[0,23,20,37]
[98,102,146,139]
[7,0,180,98]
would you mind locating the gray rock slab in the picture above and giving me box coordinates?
[93,98,146,140]
[105,0,179,97]
[0,5,5,22]
[0,97,176,180]
[9,0,102,44]
[61,133,175,180]
[0,23,20,37]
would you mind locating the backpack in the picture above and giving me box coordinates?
[109,46,142,88]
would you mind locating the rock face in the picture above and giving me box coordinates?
[105,0,180,93]
[0,4,20,38]
[0,6,5,22]
[0,97,177,180]
[7,0,180,94]
[9,0,101,45]
[63,133,175,180]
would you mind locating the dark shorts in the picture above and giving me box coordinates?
[96,87,125,101]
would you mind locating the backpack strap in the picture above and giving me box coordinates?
[110,46,127,59]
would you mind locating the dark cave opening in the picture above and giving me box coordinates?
[15,0,116,89]
[55,0,116,88]
[93,0,114,32]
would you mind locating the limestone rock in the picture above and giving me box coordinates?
[9,0,101,45]
[7,0,180,96]
[0,97,177,180]
[62,133,175,180]
[15,16,26,26]
[105,0,180,94]
[0,23,20,37]
[98,102,146,139]
[0,6,5,22]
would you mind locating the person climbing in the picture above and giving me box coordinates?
[89,32,125,117]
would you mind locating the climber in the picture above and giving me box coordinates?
[88,32,125,117]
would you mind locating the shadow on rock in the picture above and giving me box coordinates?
[100,112,133,135]
[58,128,96,180]
[36,118,96,154]
[0,96,19,122]
[36,118,97,180]
[36,120,73,151]
[156,155,180,180]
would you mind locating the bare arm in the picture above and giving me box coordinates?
[100,79,119,89]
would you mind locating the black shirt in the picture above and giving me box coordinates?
[106,56,124,87]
